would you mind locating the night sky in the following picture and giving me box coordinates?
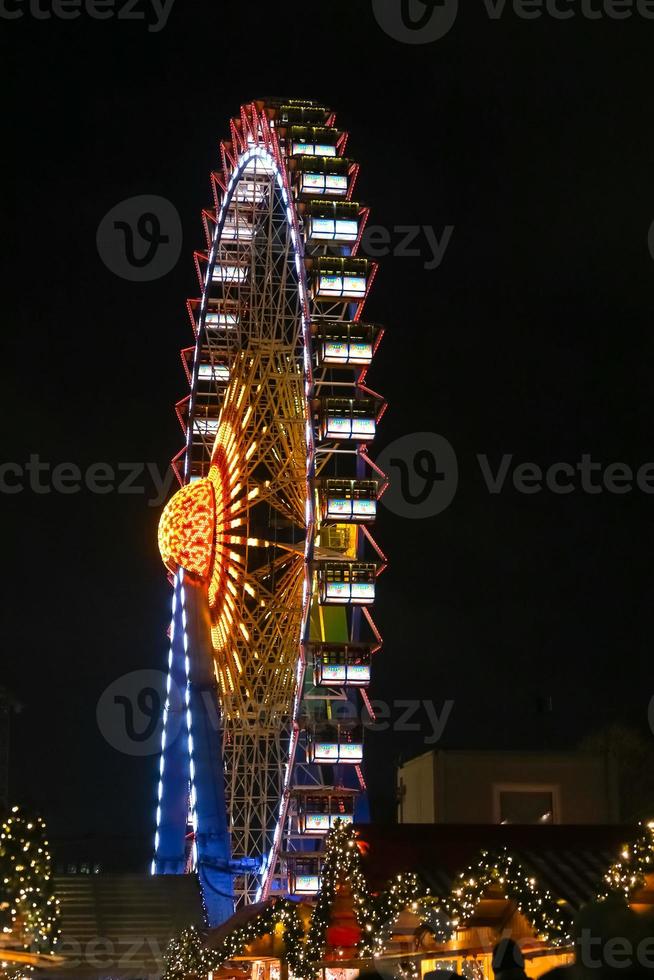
[4,0,654,868]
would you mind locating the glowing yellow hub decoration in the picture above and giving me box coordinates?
[157,416,243,666]
[158,479,216,579]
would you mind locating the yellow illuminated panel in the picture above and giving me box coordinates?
[158,479,216,578]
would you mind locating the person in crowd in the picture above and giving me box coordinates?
[492,938,530,980]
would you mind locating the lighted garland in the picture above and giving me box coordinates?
[163,899,305,980]
[422,848,572,947]
[364,872,425,958]
[165,818,654,978]
[601,820,654,902]
[0,804,61,964]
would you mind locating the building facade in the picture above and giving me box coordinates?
[397,749,620,825]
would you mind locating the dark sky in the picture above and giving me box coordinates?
[3,0,654,867]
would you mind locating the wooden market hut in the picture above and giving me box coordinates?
[338,823,654,978]
[170,822,654,980]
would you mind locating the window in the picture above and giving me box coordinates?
[494,784,559,824]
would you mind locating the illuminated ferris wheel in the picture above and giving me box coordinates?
[153,98,387,921]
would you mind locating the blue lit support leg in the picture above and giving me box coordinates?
[183,574,234,926]
[154,575,191,875]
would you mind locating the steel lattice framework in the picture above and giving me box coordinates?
[153,98,387,920]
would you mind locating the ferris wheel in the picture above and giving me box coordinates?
[153,98,387,921]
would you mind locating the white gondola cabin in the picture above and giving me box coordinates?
[309,643,373,687]
[234,179,268,203]
[318,478,378,523]
[306,724,364,764]
[197,362,230,383]
[304,201,360,243]
[293,788,357,835]
[293,156,351,198]
[220,213,254,241]
[317,561,376,605]
[205,310,239,331]
[286,856,322,896]
[319,398,377,442]
[288,124,341,158]
[292,142,338,158]
[308,258,371,301]
[193,416,220,436]
[312,319,377,367]
[211,263,249,284]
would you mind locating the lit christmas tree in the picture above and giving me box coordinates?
[0,804,60,978]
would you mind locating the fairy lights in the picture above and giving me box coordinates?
[601,820,654,901]
[0,805,60,978]
[163,900,305,980]
[164,817,654,980]
[423,848,572,947]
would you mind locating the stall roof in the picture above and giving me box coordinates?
[355,823,635,911]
